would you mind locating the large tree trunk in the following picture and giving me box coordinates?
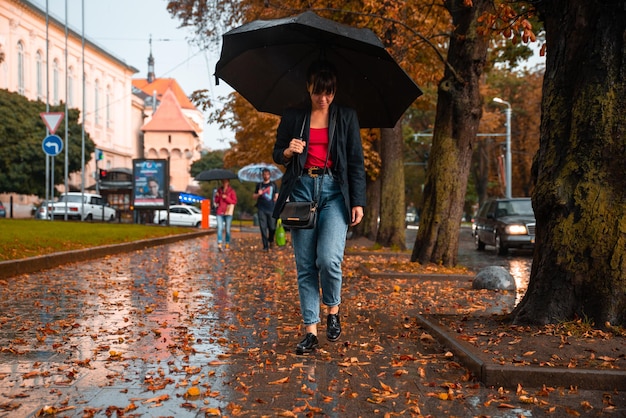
[411,0,490,266]
[377,124,406,249]
[511,0,626,327]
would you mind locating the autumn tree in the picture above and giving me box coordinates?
[410,0,492,265]
[510,0,626,326]
[0,89,93,197]
[473,67,542,206]
[168,0,448,248]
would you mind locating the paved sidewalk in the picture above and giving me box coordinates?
[0,231,623,417]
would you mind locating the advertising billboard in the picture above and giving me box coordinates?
[132,159,168,209]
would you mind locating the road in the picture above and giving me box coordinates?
[406,225,533,301]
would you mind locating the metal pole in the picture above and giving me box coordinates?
[80,0,85,219]
[45,0,50,219]
[493,98,512,198]
[63,0,69,220]
[504,106,512,199]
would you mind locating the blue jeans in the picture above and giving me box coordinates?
[216,215,233,244]
[290,175,348,325]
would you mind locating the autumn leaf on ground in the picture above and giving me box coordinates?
[269,376,289,384]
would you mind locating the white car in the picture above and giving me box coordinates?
[154,205,216,228]
[51,193,116,221]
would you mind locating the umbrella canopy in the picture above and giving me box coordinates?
[215,11,422,128]
[195,169,238,181]
[238,163,283,183]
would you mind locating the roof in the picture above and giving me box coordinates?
[132,78,196,110]
[141,88,199,134]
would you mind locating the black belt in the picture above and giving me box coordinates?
[303,167,330,178]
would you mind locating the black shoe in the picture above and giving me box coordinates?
[326,313,341,341]
[296,333,319,355]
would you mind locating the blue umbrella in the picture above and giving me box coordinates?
[238,163,283,183]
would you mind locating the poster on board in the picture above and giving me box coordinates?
[132,159,168,209]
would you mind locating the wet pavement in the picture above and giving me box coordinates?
[0,229,623,417]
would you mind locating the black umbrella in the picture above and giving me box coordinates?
[195,169,238,181]
[215,11,422,128]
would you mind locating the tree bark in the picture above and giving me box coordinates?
[411,0,490,266]
[511,0,626,327]
[377,124,406,249]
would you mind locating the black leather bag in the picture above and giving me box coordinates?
[280,201,317,229]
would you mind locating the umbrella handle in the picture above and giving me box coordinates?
[298,115,307,140]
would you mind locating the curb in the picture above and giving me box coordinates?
[415,313,626,391]
[0,230,212,280]
[356,263,474,281]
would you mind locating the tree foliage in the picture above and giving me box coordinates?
[0,89,94,197]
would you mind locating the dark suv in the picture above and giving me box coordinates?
[472,197,536,255]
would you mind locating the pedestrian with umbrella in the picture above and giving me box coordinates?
[273,60,366,355]
[195,169,239,251]
[214,178,237,251]
[239,164,282,251]
[215,12,421,355]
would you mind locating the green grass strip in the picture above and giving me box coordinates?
[0,219,196,262]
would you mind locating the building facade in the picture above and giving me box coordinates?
[0,0,203,218]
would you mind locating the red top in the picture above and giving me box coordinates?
[305,127,333,169]
[214,185,237,215]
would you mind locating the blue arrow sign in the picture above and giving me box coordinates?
[42,134,63,156]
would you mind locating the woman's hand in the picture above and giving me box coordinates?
[284,138,306,159]
[350,206,364,227]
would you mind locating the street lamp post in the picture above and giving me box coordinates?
[493,97,512,198]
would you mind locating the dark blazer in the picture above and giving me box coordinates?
[272,104,366,220]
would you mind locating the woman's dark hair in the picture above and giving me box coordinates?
[306,60,337,95]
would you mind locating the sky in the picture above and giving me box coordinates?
[30,0,234,150]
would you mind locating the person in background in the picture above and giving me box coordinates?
[272,60,366,355]
[253,168,279,251]
[214,178,237,251]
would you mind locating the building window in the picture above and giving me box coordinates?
[53,59,60,105]
[83,72,88,123]
[68,66,74,107]
[94,79,100,125]
[36,50,43,100]
[106,85,111,128]
[17,41,25,94]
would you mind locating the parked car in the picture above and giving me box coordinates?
[405,210,418,225]
[34,200,54,219]
[472,197,536,255]
[154,204,216,228]
[51,192,116,221]
[0,201,5,217]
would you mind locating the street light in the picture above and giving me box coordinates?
[493,97,512,198]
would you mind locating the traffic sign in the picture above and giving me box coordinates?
[42,135,63,156]
[40,112,64,134]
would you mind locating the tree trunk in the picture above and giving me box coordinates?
[511,0,626,327]
[377,124,406,249]
[361,174,381,241]
[411,0,490,266]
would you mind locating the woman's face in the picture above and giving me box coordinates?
[308,84,335,111]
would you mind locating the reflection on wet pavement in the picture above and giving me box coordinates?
[0,231,615,417]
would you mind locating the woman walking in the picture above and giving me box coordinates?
[273,60,366,354]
